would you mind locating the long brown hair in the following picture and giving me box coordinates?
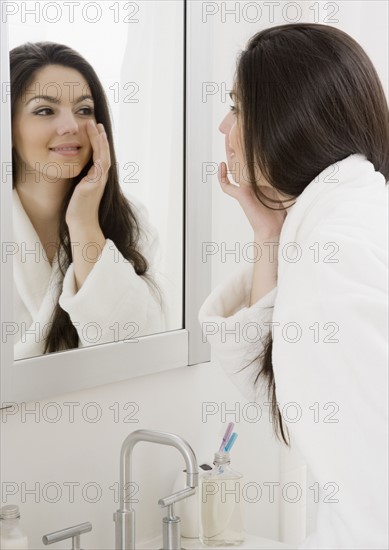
[10,41,163,353]
[234,23,389,445]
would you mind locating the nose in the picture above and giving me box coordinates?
[56,110,80,135]
[218,111,234,134]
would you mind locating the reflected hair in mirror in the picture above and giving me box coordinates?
[10,41,163,353]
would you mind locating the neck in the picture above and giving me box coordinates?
[14,176,70,226]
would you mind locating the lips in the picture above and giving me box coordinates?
[49,146,82,158]
[49,143,82,151]
[50,147,81,151]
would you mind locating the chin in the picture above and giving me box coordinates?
[42,165,83,181]
[64,160,87,178]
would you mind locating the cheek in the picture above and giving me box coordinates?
[85,144,93,161]
[12,121,25,150]
[229,127,239,150]
[83,145,94,167]
[82,121,94,148]
[14,129,37,157]
[231,125,243,154]
[22,122,46,148]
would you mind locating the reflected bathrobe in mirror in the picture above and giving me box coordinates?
[199,154,388,549]
[13,189,167,360]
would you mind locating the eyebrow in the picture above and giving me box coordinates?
[229,91,235,100]
[26,94,94,106]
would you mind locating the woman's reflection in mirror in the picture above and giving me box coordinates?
[10,42,166,360]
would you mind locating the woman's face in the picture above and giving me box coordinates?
[12,64,96,184]
[219,88,295,209]
[218,98,248,185]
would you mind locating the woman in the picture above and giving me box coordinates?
[199,23,388,548]
[10,41,166,360]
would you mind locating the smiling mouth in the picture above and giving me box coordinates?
[50,147,81,151]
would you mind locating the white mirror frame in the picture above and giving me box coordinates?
[0,0,212,404]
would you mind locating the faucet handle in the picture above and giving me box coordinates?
[158,487,196,508]
[159,503,182,550]
[158,489,196,550]
[42,522,92,550]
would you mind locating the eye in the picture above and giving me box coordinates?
[229,105,237,114]
[33,108,53,116]
[77,106,95,116]
[33,106,95,116]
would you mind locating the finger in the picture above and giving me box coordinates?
[87,121,110,183]
[218,162,230,187]
[87,119,102,163]
[96,123,111,171]
[218,162,239,199]
[83,159,101,185]
[93,159,103,183]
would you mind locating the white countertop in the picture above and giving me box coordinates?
[138,533,295,549]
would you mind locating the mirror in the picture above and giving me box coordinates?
[1,0,211,404]
[5,0,184,362]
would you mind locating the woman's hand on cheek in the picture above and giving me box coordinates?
[218,161,287,239]
[65,120,111,232]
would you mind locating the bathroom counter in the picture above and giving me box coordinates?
[138,533,295,549]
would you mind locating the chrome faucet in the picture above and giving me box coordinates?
[114,429,198,550]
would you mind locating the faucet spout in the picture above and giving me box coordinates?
[114,430,198,550]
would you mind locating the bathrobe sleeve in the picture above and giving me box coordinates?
[198,263,278,402]
[58,196,166,347]
[273,222,388,549]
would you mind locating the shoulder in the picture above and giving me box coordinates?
[278,155,388,280]
[280,154,387,243]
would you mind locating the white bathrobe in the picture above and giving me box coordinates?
[198,154,388,549]
[12,189,167,360]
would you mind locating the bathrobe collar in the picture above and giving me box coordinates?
[277,153,386,277]
[13,188,61,320]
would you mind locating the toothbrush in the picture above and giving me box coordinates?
[218,422,234,452]
[224,432,238,452]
